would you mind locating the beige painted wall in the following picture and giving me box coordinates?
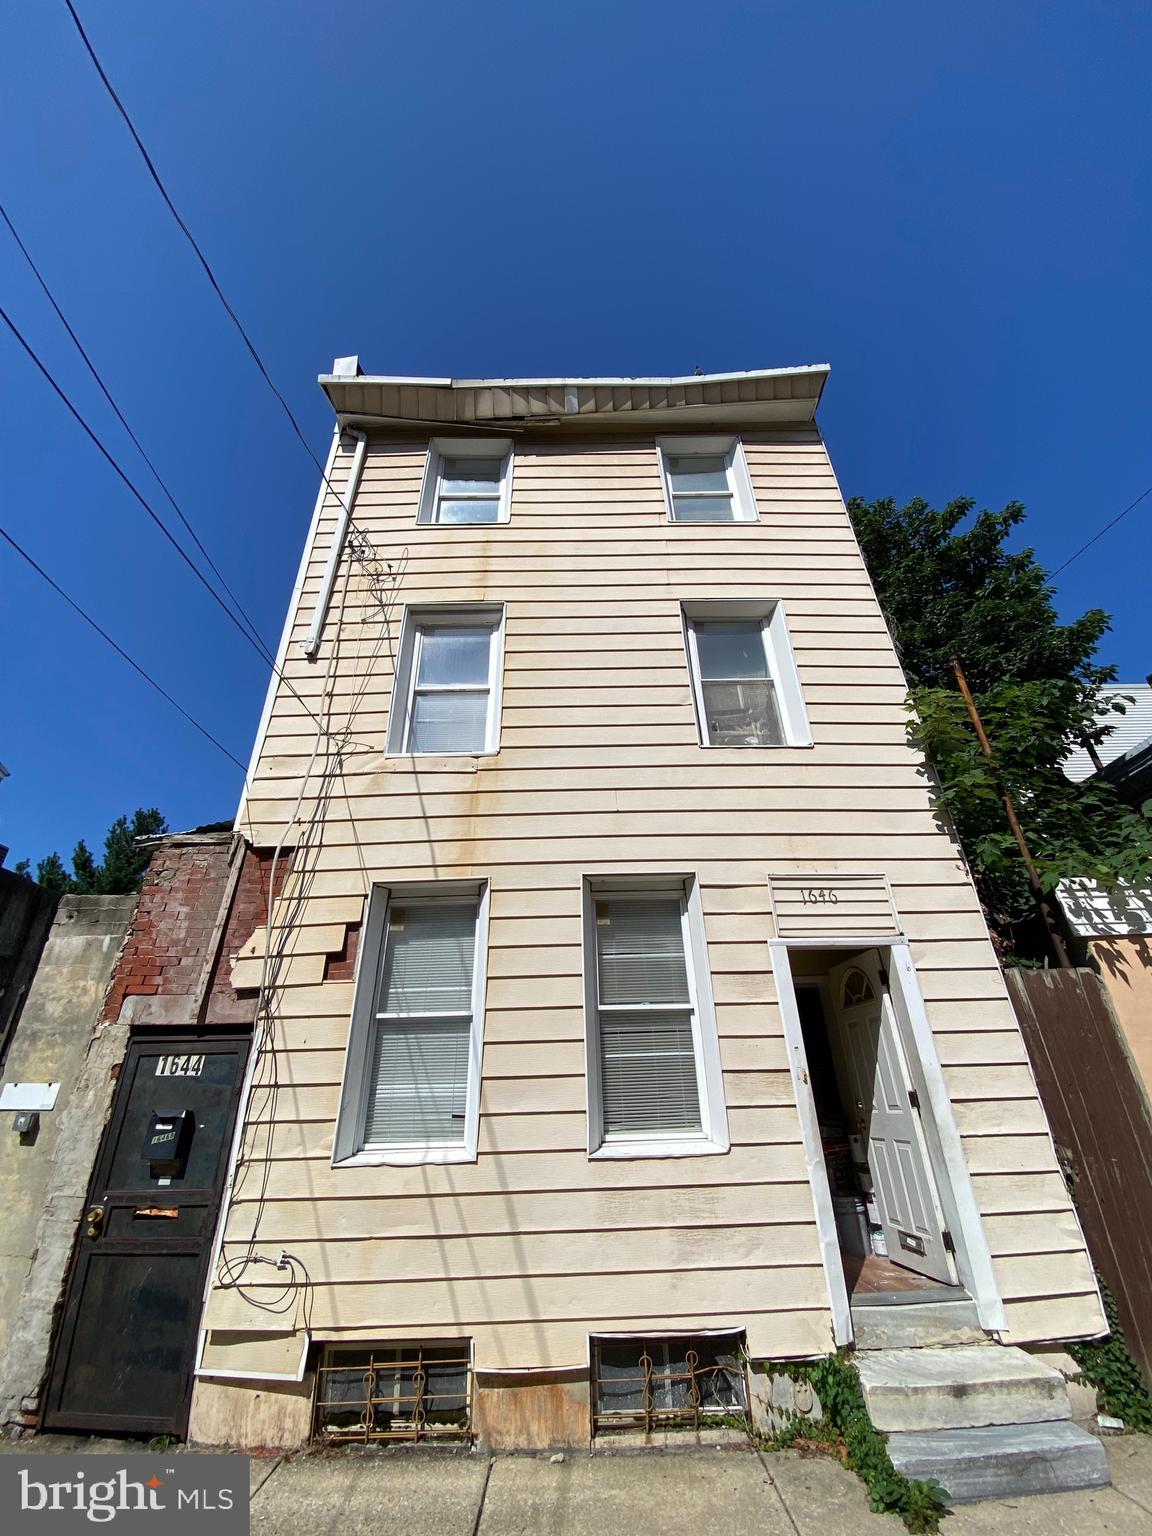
[1090,936,1152,1104]
[197,423,1103,1396]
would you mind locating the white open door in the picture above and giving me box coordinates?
[827,951,956,1285]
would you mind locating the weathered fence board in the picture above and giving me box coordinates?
[1007,967,1152,1383]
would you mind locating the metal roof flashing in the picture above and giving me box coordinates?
[317,364,830,432]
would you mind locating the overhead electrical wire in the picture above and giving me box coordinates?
[1049,484,1152,578]
[0,522,247,771]
[61,0,353,508]
[0,301,370,751]
[0,197,271,658]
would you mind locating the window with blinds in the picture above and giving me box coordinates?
[363,900,479,1148]
[592,895,703,1140]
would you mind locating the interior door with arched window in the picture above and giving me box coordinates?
[827,952,956,1285]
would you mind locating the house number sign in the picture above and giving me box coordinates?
[155,1053,205,1077]
[799,888,839,905]
[767,873,901,939]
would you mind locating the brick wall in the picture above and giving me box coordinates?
[102,835,289,1029]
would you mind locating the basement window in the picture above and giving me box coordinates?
[591,1333,748,1435]
[315,1341,471,1443]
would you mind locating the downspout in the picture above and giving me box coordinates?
[301,429,368,659]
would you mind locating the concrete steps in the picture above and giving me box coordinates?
[888,1421,1111,1502]
[851,1296,985,1350]
[857,1344,1111,1502]
[857,1345,1070,1432]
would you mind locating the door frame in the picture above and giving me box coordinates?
[41,1027,252,1437]
[770,936,1004,1346]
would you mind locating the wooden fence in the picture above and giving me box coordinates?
[1007,967,1152,1383]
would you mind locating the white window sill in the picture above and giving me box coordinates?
[589,1137,729,1161]
[666,517,760,526]
[334,1144,476,1168]
[698,740,815,751]
[384,749,500,760]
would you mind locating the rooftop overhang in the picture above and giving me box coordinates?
[318,362,830,434]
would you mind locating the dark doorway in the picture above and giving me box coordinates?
[42,1031,249,1437]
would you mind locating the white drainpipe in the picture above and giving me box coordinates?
[301,428,369,659]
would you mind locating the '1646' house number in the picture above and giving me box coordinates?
[799,888,839,905]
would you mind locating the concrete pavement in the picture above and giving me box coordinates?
[6,1433,1152,1532]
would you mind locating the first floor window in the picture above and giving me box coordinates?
[584,878,728,1156]
[388,607,504,756]
[334,885,487,1163]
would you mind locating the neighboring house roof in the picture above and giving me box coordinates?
[1057,878,1152,937]
[1062,683,1152,781]
[319,359,830,431]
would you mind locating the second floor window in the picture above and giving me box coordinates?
[683,603,813,749]
[388,607,504,756]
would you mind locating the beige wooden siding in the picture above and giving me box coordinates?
[204,427,1102,1369]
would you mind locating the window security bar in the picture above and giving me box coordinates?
[591,1337,749,1437]
[314,1345,471,1443]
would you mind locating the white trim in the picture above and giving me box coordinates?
[657,435,758,523]
[771,940,854,1347]
[194,1330,310,1384]
[682,601,813,749]
[582,875,729,1160]
[320,365,831,389]
[332,881,489,1167]
[769,934,1008,1344]
[234,426,340,829]
[416,438,514,526]
[301,430,368,657]
[385,604,506,757]
[885,941,1005,1330]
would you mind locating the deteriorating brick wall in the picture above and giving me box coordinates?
[206,847,292,1024]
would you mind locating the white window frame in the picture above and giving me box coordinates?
[333,880,490,1167]
[417,437,514,525]
[386,604,505,757]
[682,599,813,749]
[657,435,758,523]
[581,874,729,1160]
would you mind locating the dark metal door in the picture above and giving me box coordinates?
[42,1031,249,1437]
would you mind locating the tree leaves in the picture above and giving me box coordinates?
[849,496,1152,946]
[23,807,168,895]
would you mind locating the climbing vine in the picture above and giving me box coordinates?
[1067,1276,1152,1432]
[761,1355,947,1534]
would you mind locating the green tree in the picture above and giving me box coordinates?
[20,808,169,896]
[847,496,1152,950]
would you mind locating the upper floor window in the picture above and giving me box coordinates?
[683,601,813,749]
[657,436,757,523]
[418,438,513,524]
[582,877,729,1159]
[387,606,505,756]
[333,883,489,1166]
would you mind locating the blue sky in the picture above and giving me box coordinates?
[1,1,1149,870]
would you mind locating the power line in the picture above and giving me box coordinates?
[62,0,336,489]
[1049,485,1152,578]
[0,522,247,772]
[0,301,365,749]
[0,197,272,659]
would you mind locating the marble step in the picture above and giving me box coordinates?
[851,1296,985,1350]
[888,1419,1111,1502]
[857,1345,1070,1432]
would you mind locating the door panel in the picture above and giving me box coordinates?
[42,1032,249,1437]
[828,952,955,1284]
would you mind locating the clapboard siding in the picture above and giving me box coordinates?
[205,424,1102,1371]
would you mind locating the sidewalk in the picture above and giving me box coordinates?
[6,1434,1152,1534]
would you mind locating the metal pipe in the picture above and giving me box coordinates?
[949,657,1071,968]
[301,429,368,658]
